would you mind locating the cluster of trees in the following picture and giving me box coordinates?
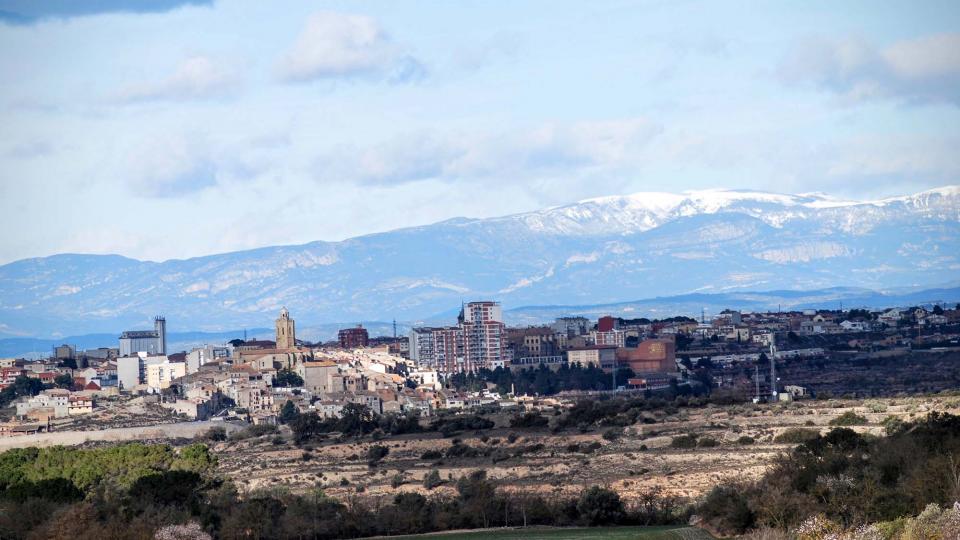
[273,370,303,388]
[0,375,46,409]
[449,364,637,395]
[286,401,509,442]
[697,412,960,535]
[0,442,684,539]
[286,403,424,442]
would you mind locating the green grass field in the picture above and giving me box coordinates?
[378,526,713,540]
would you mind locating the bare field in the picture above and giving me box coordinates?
[214,395,960,505]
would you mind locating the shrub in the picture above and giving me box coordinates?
[228,424,278,441]
[697,485,754,534]
[602,428,623,441]
[670,434,698,449]
[774,428,820,444]
[697,436,719,448]
[420,449,442,460]
[576,486,625,526]
[200,426,227,442]
[737,436,755,445]
[422,470,442,490]
[390,473,404,489]
[366,444,389,465]
[510,412,549,429]
[881,415,904,435]
[829,412,868,426]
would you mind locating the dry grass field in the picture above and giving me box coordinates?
[213,394,960,505]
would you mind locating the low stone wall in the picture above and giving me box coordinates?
[0,420,242,451]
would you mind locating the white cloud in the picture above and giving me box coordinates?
[319,118,662,186]
[277,11,423,83]
[780,32,960,106]
[125,135,217,197]
[116,55,238,102]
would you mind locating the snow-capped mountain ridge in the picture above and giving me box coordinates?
[0,185,957,338]
[510,185,960,236]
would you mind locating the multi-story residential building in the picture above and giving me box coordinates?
[146,360,187,392]
[68,394,94,415]
[16,389,70,418]
[592,315,626,347]
[338,325,370,349]
[567,345,618,370]
[186,345,230,374]
[507,327,564,358]
[410,326,464,375]
[552,316,591,338]
[117,353,169,391]
[592,329,626,347]
[459,301,506,372]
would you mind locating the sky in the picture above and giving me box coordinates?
[0,0,958,265]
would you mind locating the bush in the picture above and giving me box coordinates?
[829,411,868,426]
[422,470,442,490]
[228,424,278,441]
[430,415,495,437]
[200,426,227,442]
[773,427,820,444]
[390,473,404,489]
[697,436,719,448]
[737,436,755,445]
[881,414,904,435]
[366,445,389,465]
[576,486,625,526]
[697,485,754,534]
[670,434,698,449]
[510,412,549,429]
[602,428,623,441]
[420,449,442,460]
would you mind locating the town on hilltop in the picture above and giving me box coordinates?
[2,300,958,436]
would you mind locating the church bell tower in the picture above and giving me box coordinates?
[275,307,296,349]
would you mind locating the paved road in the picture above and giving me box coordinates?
[0,420,241,450]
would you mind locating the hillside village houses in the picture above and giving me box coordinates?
[1,300,959,435]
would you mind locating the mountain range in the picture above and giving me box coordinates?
[1,186,957,340]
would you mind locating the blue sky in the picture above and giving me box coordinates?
[0,0,958,264]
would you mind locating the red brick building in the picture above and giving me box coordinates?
[338,325,370,349]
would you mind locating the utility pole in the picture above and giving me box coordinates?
[612,358,617,392]
[754,363,760,402]
[770,343,778,402]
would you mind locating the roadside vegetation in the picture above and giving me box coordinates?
[696,412,960,537]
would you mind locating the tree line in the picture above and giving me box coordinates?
[0,442,685,539]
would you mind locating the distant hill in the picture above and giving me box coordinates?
[1,186,957,339]
[2,286,955,358]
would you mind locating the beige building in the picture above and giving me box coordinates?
[567,346,617,370]
[146,361,187,391]
[275,307,296,349]
[297,360,341,394]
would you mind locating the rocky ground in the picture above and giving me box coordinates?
[212,394,960,506]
